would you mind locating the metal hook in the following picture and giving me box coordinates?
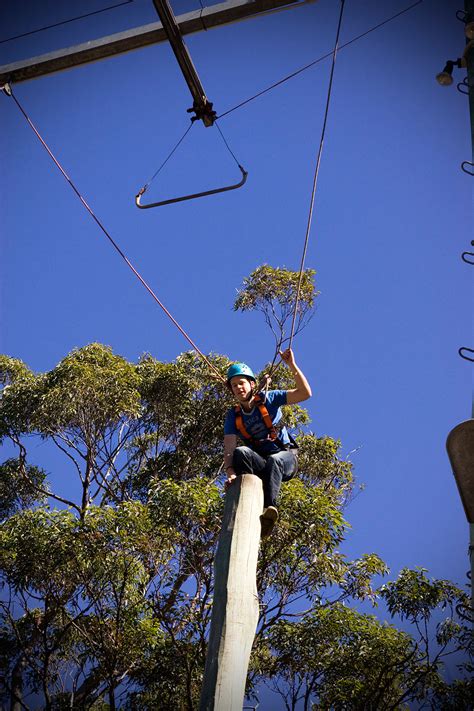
[457,77,470,94]
[459,347,474,362]
[456,601,474,622]
[461,251,474,264]
[461,160,474,175]
[135,164,248,209]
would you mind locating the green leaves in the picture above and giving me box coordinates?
[0,341,471,710]
[380,568,467,623]
[233,265,318,353]
[234,264,317,313]
[0,458,48,518]
[0,357,42,439]
[0,355,33,386]
[36,343,142,433]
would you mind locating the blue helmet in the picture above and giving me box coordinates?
[226,362,256,384]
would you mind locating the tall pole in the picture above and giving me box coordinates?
[445,0,474,629]
[200,474,263,711]
[466,0,474,156]
[465,0,474,622]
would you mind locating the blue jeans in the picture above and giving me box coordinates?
[232,446,297,508]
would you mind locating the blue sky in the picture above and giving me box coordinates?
[0,0,472,704]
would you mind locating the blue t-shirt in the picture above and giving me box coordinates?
[224,390,290,455]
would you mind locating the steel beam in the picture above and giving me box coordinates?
[152,0,215,125]
[0,0,313,85]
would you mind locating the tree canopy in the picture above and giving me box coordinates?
[0,269,472,710]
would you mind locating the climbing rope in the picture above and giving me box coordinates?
[3,84,226,385]
[288,0,346,350]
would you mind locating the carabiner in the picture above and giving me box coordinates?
[135,164,248,209]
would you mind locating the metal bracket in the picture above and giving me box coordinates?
[187,99,216,126]
[1,82,12,96]
[135,163,248,209]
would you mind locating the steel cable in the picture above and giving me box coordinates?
[5,86,226,384]
[138,121,194,195]
[217,0,423,120]
[288,0,346,349]
[0,1,134,44]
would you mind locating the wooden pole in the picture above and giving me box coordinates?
[199,474,263,711]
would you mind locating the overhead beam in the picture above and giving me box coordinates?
[0,0,313,85]
[152,0,216,125]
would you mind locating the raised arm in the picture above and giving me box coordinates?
[280,348,312,404]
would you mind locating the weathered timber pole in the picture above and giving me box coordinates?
[199,474,263,711]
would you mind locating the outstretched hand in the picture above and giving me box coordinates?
[279,347,296,369]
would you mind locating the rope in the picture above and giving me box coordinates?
[138,121,194,195]
[0,1,134,45]
[5,86,226,385]
[217,0,422,120]
[138,119,244,198]
[289,0,345,349]
[215,120,243,168]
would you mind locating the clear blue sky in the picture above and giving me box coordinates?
[0,0,472,704]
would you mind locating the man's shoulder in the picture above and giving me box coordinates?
[263,389,287,406]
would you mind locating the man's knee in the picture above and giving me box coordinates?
[233,446,253,470]
[266,450,297,479]
[266,452,284,469]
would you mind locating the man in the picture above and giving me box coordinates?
[223,348,312,537]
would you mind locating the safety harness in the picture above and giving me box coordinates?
[234,393,297,452]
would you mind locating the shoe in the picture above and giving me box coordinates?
[260,506,278,538]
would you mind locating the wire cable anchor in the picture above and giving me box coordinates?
[188,100,216,126]
[461,160,474,176]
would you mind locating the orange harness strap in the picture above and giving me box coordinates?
[234,394,278,445]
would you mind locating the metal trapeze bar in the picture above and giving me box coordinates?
[135,163,248,209]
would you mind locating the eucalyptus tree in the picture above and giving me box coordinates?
[0,266,471,710]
